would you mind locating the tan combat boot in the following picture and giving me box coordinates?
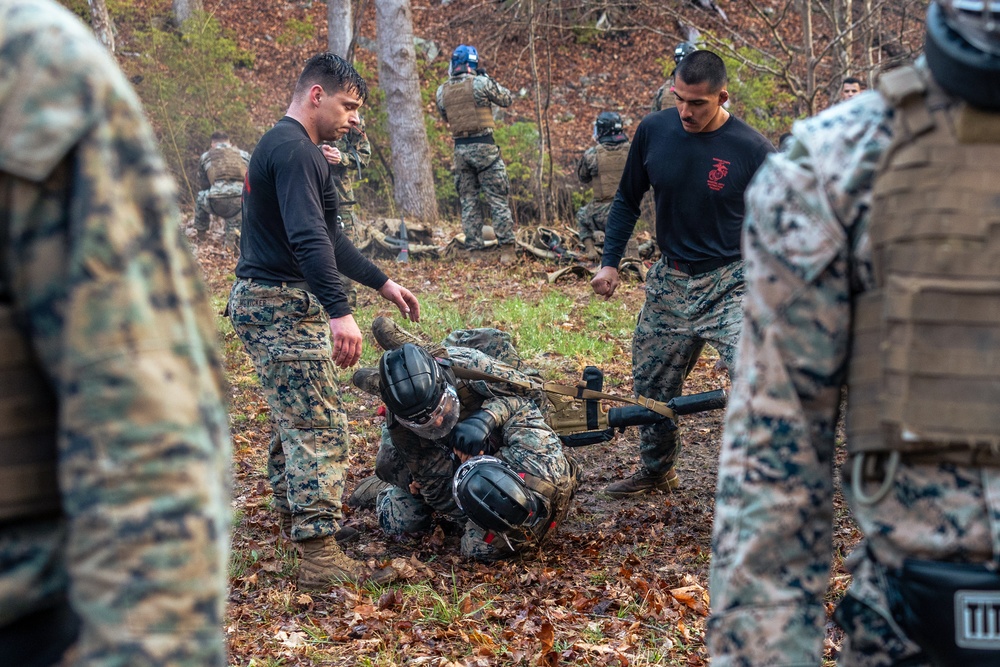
[298,535,364,589]
[371,315,427,351]
[347,475,393,509]
[583,238,599,261]
[499,244,517,265]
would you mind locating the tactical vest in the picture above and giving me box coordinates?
[0,303,61,521]
[205,144,247,185]
[845,64,1000,458]
[593,142,629,201]
[441,77,494,138]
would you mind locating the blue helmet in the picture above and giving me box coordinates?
[450,44,479,75]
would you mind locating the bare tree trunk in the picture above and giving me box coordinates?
[801,0,817,115]
[87,0,115,53]
[527,0,548,226]
[375,0,439,222]
[328,0,353,58]
[173,0,203,25]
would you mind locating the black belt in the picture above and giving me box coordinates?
[665,256,738,276]
[454,134,496,146]
[247,278,310,290]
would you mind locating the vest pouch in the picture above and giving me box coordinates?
[886,558,1000,665]
[208,193,241,219]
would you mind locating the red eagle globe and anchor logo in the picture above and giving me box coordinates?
[707,157,730,191]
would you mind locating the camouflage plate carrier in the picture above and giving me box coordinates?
[593,142,628,202]
[441,78,494,138]
[847,64,1000,462]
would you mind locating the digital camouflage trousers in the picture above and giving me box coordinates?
[228,279,349,541]
[453,142,515,249]
[195,180,243,254]
[633,258,744,474]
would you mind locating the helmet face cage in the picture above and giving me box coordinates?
[940,1,1000,55]
[397,384,461,440]
[452,456,540,534]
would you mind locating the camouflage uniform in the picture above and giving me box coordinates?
[374,331,577,561]
[0,2,232,665]
[633,259,744,475]
[651,77,673,113]
[194,142,250,253]
[575,140,630,243]
[327,125,371,308]
[436,74,516,250]
[228,281,352,542]
[707,86,1000,665]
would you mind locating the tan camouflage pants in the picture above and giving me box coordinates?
[228,280,349,541]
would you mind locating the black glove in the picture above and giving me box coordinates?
[450,410,497,456]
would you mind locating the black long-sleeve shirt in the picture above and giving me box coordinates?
[236,117,387,317]
[602,108,774,269]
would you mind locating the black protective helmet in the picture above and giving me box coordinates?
[593,111,623,139]
[379,344,461,440]
[674,42,697,64]
[926,1,1000,109]
[452,456,543,533]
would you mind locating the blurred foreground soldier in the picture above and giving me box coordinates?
[576,112,630,261]
[651,41,697,112]
[352,320,579,561]
[229,53,420,590]
[0,1,232,665]
[437,44,517,264]
[591,51,773,499]
[194,130,250,254]
[321,120,372,308]
[709,2,1000,665]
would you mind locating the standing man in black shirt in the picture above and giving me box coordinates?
[590,50,773,498]
[229,53,420,589]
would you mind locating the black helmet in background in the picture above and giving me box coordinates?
[674,41,697,64]
[926,1,1000,109]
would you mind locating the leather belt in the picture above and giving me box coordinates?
[665,256,738,276]
[247,278,310,290]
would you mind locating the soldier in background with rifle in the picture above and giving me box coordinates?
[348,317,726,560]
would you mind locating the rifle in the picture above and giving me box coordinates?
[381,217,411,263]
[448,363,727,447]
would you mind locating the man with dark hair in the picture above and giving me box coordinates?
[841,75,864,100]
[590,50,774,498]
[228,52,421,589]
[194,129,250,254]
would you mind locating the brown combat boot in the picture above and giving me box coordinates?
[582,238,599,262]
[499,244,517,265]
[347,475,393,509]
[352,367,381,395]
[603,467,680,499]
[297,535,365,589]
[371,315,427,351]
[297,535,397,589]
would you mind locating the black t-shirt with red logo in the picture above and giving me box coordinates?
[601,108,774,268]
